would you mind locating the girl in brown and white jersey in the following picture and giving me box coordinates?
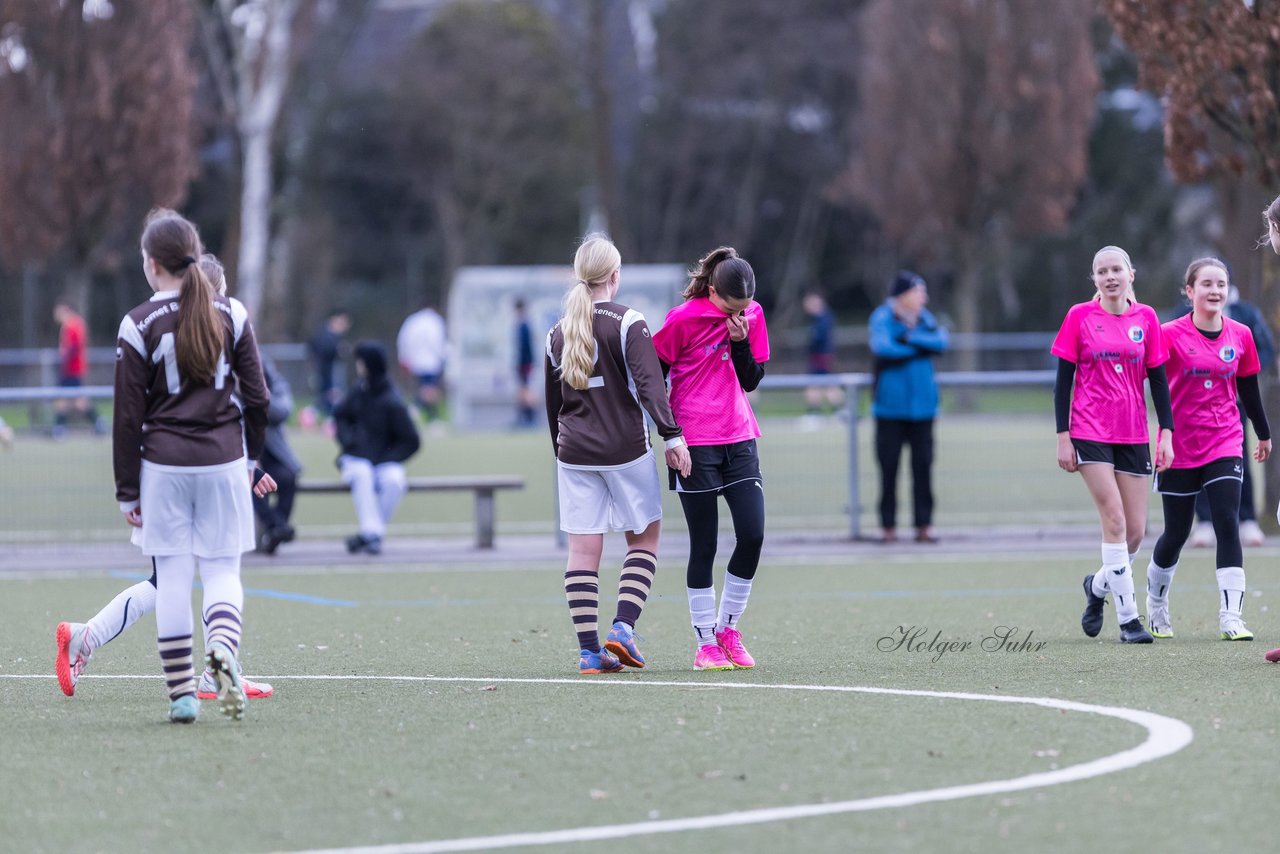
[545,234,691,673]
[111,210,271,724]
[55,254,276,704]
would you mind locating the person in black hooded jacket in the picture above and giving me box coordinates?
[333,341,421,554]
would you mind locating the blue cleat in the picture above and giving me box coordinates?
[578,648,623,674]
[603,621,646,669]
[169,695,199,724]
[1081,574,1106,638]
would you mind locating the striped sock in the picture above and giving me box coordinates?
[203,604,243,656]
[613,549,657,628]
[564,568,600,652]
[158,634,195,700]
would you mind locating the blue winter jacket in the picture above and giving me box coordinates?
[869,302,949,420]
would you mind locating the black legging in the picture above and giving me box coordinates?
[679,480,765,589]
[1154,477,1243,570]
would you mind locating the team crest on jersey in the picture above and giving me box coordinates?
[1219,345,1237,362]
[1127,326,1144,343]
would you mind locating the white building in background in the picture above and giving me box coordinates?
[446,264,686,429]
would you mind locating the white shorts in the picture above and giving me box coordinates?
[557,453,662,535]
[131,459,256,557]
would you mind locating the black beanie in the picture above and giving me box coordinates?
[890,270,925,297]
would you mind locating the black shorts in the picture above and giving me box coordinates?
[1071,439,1152,476]
[669,440,763,493]
[1155,457,1244,496]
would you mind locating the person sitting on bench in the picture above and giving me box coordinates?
[333,341,421,555]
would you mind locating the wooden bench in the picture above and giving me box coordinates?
[296,475,526,549]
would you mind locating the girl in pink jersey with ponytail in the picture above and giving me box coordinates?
[1146,258,1270,643]
[1052,245,1174,645]
[653,247,769,671]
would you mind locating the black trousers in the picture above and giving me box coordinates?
[875,418,934,530]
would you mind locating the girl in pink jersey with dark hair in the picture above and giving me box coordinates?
[1146,257,1270,642]
[653,246,769,671]
[1052,245,1174,645]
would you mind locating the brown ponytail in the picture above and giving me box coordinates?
[683,245,756,302]
[141,209,223,386]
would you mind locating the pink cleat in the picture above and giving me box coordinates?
[197,669,274,699]
[1265,647,1280,663]
[55,622,94,697]
[715,627,755,669]
[694,642,734,671]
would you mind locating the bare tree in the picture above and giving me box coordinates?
[0,1,197,330]
[832,0,1097,366]
[198,0,306,316]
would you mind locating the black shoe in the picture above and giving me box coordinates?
[1081,574,1106,638]
[345,534,367,554]
[1119,617,1154,644]
[362,535,382,555]
[278,524,296,544]
[260,525,292,556]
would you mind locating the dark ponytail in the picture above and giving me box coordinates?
[141,209,223,386]
[683,245,756,302]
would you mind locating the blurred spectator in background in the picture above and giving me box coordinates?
[1177,285,1277,548]
[334,341,421,556]
[254,356,303,555]
[869,270,949,544]
[0,415,13,449]
[397,301,447,430]
[802,291,843,419]
[308,308,350,419]
[52,297,107,439]
[514,297,536,427]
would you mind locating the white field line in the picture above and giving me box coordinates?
[1,673,1195,853]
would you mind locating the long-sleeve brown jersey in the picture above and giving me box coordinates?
[545,300,683,467]
[113,290,270,507]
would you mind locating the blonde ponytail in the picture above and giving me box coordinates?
[560,234,621,391]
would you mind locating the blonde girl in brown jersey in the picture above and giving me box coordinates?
[547,234,691,673]
[111,209,270,724]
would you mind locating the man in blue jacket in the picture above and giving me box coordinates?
[869,271,949,543]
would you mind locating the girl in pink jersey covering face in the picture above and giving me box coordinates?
[1051,246,1175,645]
[1146,259,1271,643]
[652,246,769,672]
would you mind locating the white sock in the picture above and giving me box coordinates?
[154,554,197,639]
[688,586,717,647]
[85,579,157,649]
[1101,542,1138,624]
[1146,560,1177,606]
[717,574,753,632]
[1216,566,1246,624]
[1129,550,1140,569]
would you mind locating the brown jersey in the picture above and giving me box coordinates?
[545,300,682,467]
[113,290,269,506]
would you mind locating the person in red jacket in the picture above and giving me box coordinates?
[51,298,107,438]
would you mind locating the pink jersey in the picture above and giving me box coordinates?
[1161,313,1260,469]
[652,297,770,445]
[1050,300,1167,444]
